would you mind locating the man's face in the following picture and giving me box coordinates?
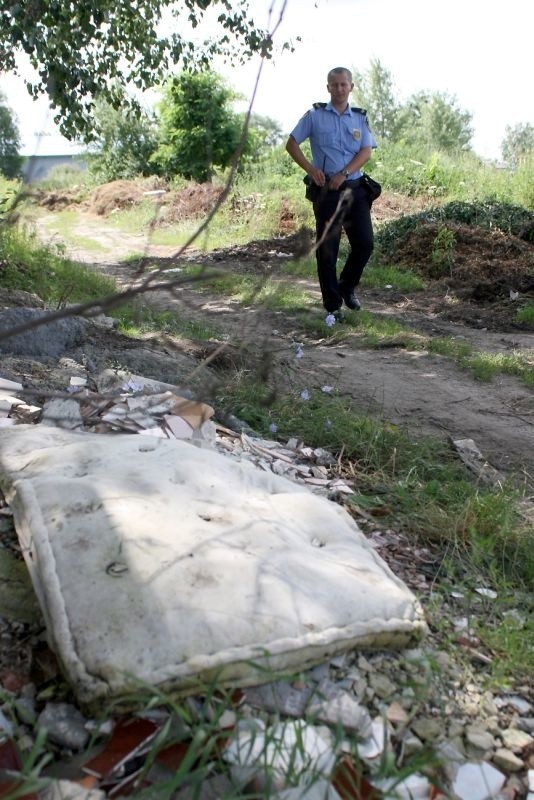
[327,72,354,106]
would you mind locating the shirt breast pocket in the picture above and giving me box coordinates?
[317,133,335,146]
[344,122,361,149]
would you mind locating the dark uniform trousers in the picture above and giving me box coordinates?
[313,179,374,312]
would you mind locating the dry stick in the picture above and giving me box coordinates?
[311,188,354,255]
[0,0,291,346]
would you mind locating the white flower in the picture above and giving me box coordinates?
[269,422,278,433]
[300,389,310,401]
[121,379,143,393]
[321,385,333,394]
[325,314,336,327]
[295,346,304,359]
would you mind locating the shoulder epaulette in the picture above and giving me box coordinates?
[312,102,367,115]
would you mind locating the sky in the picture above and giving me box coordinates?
[1,0,533,160]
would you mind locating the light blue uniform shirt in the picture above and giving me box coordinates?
[290,102,377,179]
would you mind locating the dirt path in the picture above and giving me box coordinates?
[34,210,534,480]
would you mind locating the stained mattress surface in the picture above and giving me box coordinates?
[0,425,426,703]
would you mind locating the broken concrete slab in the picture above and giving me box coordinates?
[0,309,87,357]
[0,425,426,705]
[41,398,84,430]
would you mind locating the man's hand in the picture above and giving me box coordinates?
[328,172,346,191]
[308,166,326,187]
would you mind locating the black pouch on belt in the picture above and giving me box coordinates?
[360,173,382,203]
[303,174,321,202]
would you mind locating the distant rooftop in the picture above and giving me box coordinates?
[20,134,85,159]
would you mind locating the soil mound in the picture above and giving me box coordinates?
[34,188,85,211]
[88,179,145,215]
[388,221,534,288]
[156,183,223,224]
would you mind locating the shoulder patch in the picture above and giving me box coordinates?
[312,102,327,109]
[351,106,372,131]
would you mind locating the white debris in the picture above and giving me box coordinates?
[372,772,432,799]
[475,587,498,599]
[0,377,23,392]
[223,719,336,788]
[357,718,389,760]
[452,761,506,800]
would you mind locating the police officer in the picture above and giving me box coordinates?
[286,67,377,317]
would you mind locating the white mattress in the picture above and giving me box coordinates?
[0,425,426,704]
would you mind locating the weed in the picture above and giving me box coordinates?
[117,306,221,341]
[465,351,534,386]
[476,607,534,687]
[430,226,456,278]
[361,263,425,292]
[428,338,534,387]
[515,301,534,326]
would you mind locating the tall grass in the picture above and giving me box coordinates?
[0,224,116,304]
[368,143,534,208]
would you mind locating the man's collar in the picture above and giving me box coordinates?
[326,101,350,115]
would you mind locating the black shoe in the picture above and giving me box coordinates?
[332,308,346,323]
[342,289,361,310]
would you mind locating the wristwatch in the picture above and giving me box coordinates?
[342,169,350,178]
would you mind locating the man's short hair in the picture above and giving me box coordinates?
[327,67,352,83]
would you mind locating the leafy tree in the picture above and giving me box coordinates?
[0,91,22,178]
[242,113,285,165]
[351,58,401,140]
[399,91,473,152]
[249,114,284,149]
[350,60,473,152]
[501,123,534,166]
[0,1,276,139]
[152,70,245,183]
[86,92,160,182]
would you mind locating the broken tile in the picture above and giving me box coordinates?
[0,737,38,799]
[332,754,382,799]
[82,717,159,780]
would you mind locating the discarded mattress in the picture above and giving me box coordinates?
[0,425,426,704]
